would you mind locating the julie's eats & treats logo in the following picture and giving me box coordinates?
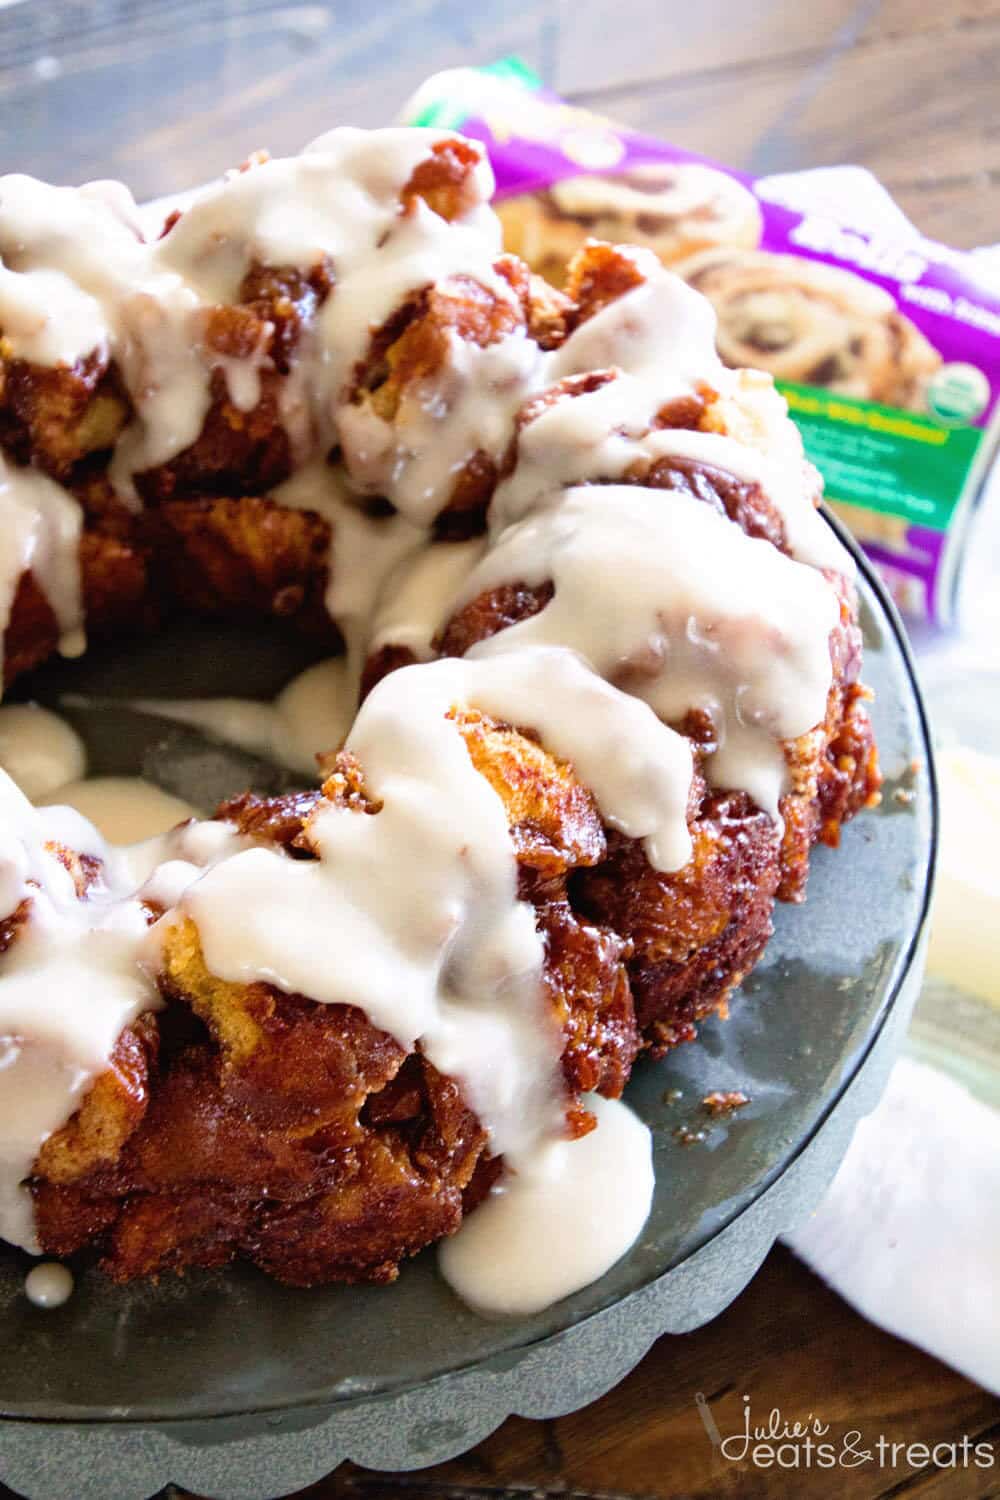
[696,1392,996,1472]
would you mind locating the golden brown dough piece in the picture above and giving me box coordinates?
[343,256,571,536]
[0,352,127,476]
[2,484,339,689]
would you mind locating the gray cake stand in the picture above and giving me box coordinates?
[0,525,936,1500]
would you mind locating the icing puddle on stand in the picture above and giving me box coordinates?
[0,703,196,844]
[0,704,86,801]
[440,1091,654,1316]
[38,779,197,844]
[123,656,356,776]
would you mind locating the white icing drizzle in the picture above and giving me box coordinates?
[337,324,539,523]
[0,173,212,499]
[272,462,427,667]
[487,265,720,536]
[0,454,84,682]
[489,262,849,575]
[554,251,720,386]
[0,129,856,1308]
[459,484,839,818]
[0,704,86,800]
[632,425,841,569]
[0,177,146,367]
[274,466,484,690]
[438,1091,654,1315]
[0,773,159,1250]
[368,536,486,661]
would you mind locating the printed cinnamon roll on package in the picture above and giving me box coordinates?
[402,59,1000,625]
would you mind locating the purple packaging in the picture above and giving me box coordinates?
[402,60,1000,625]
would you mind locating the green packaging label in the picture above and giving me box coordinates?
[776,380,981,531]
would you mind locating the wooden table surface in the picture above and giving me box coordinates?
[2,3,998,1497]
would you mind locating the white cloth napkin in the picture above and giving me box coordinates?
[785,1057,1000,1394]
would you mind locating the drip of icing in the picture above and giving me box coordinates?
[112,818,254,904]
[173,647,693,1184]
[486,265,717,540]
[272,463,428,667]
[275,466,494,696]
[0,177,146,366]
[459,485,838,819]
[0,705,86,800]
[0,173,212,498]
[0,771,246,1249]
[337,324,541,523]
[23,1261,74,1309]
[552,252,721,386]
[439,1092,654,1316]
[368,537,487,661]
[634,426,843,570]
[0,455,84,682]
[38,777,197,844]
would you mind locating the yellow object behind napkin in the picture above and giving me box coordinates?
[926,746,1000,1008]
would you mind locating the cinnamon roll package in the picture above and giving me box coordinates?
[402,60,1000,626]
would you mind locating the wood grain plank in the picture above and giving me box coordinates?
[884,175,1000,249]
[555,0,1000,96]
[1,0,552,198]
